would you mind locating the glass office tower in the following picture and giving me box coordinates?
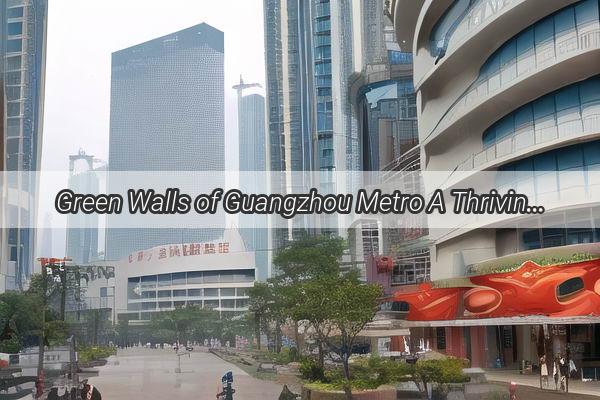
[0,0,48,290]
[106,23,225,261]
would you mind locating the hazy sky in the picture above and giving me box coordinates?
[41,0,266,172]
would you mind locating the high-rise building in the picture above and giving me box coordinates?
[234,77,269,280]
[105,23,225,260]
[391,0,600,369]
[263,0,316,258]
[66,150,100,265]
[0,0,48,290]
[312,0,360,175]
[352,0,429,344]
[264,0,314,176]
[263,0,360,250]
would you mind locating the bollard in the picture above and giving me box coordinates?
[509,381,517,400]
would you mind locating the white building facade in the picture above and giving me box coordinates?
[391,0,600,372]
[82,230,254,323]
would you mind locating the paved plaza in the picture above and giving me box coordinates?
[87,347,283,400]
[485,369,600,398]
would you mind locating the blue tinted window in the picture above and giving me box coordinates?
[481,53,500,77]
[533,95,555,119]
[522,229,541,250]
[483,129,496,148]
[580,76,600,104]
[534,152,556,171]
[516,27,534,56]
[500,40,517,66]
[315,62,331,75]
[584,141,600,165]
[555,85,580,111]
[503,140,600,172]
[575,0,599,27]
[388,51,413,65]
[515,158,533,172]
[558,145,583,170]
[6,39,21,53]
[514,105,533,128]
[7,22,22,36]
[7,8,23,18]
[430,0,471,56]
[172,272,186,285]
[534,17,554,45]
[554,7,576,34]
[495,115,514,140]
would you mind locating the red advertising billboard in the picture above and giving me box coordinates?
[393,258,600,321]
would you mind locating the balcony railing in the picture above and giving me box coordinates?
[456,113,600,171]
[446,0,515,54]
[435,28,600,143]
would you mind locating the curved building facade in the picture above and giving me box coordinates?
[393,0,600,371]
[104,230,254,322]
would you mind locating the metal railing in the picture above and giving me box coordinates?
[456,113,600,171]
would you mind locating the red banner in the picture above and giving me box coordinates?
[393,259,600,321]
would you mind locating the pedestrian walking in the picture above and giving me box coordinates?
[539,355,548,389]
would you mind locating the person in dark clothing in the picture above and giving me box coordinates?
[80,383,101,400]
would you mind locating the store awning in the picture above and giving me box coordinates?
[359,328,411,337]
[366,315,600,330]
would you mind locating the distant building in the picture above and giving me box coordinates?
[105,23,225,260]
[82,230,254,324]
[234,78,269,280]
[66,150,100,264]
[0,0,49,290]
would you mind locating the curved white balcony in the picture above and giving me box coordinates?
[456,113,600,171]
[424,27,600,147]
[392,0,426,52]
[413,0,578,91]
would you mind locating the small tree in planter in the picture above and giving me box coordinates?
[411,358,470,399]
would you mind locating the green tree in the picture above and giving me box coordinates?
[294,272,383,400]
[0,291,40,352]
[247,282,275,350]
[272,234,346,283]
[270,234,346,354]
[0,276,69,355]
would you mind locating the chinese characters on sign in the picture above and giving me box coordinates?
[128,242,230,263]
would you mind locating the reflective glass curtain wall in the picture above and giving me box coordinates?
[1,0,48,289]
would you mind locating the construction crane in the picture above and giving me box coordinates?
[232,75,261,99]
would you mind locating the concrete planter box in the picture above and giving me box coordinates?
[301,385,396,400]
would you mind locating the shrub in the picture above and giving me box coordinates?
[413,357,469,391]
[78,346,116,363]
[0,336,22,354]
[299,357,326,382]
[266,347,300,365]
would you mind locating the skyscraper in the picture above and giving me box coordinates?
[235,78,266,173]
[66,150,100,265]
[0,0,48,290]
[263,0,316,256]
[234,77,269,280]
[263,0,359,232]
[106,23,225,260]
[263,0,313,176]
